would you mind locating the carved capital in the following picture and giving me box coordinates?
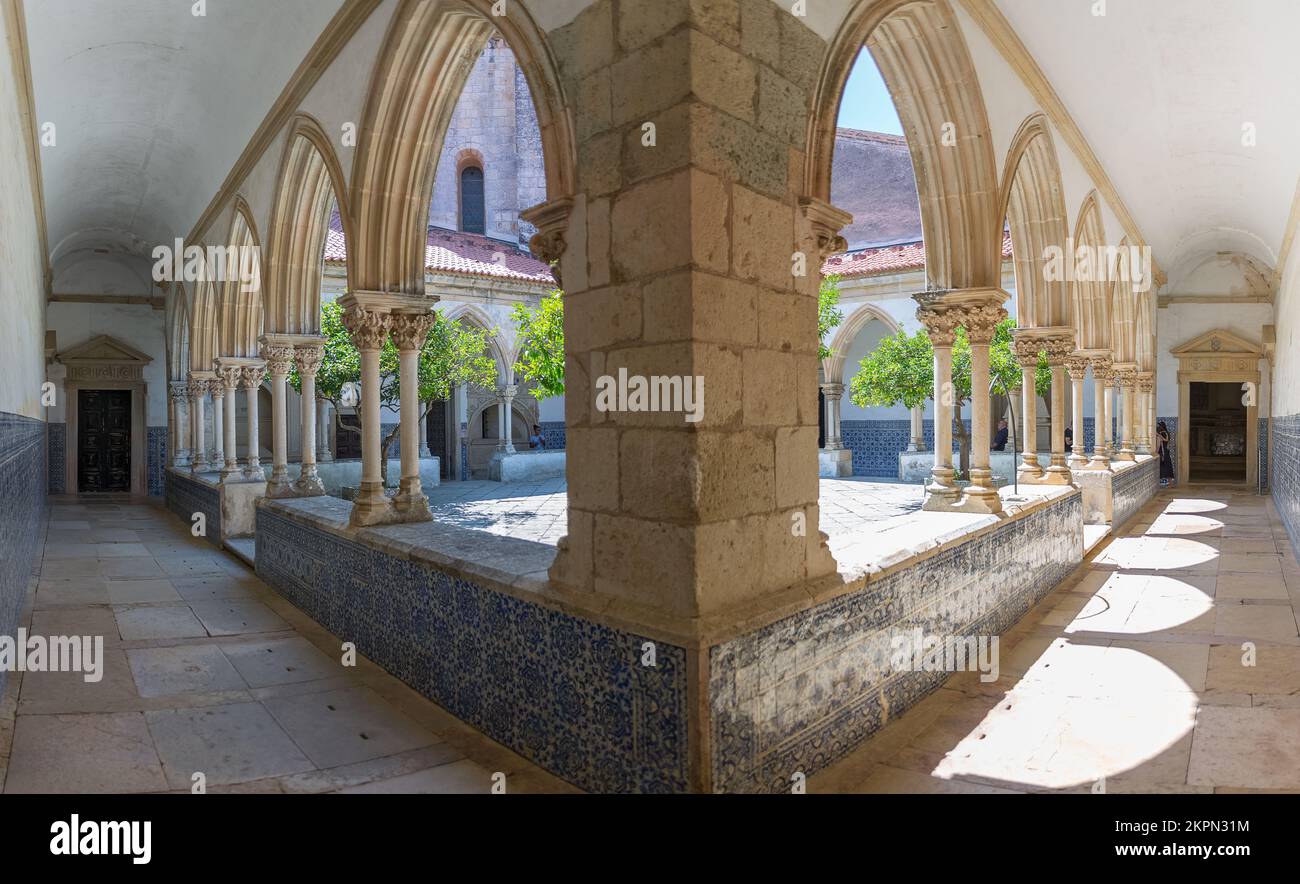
[1114,367,1138,387]
[260,344,295,377]
[820,381,845,399]
[916,307,960,347]
[240,366,266,390]
[342,306,391,351]
[294,344,324,377]
[207,378,225,400]
[186,380,208,400]
[1012,338,1041,368]
[1090,355,1114,381]
[217,366,243,390]
[497,384,519,403]
[1040,337,1076,365]
[1064,355,1091,381]
[520,197,571,287]
[169,382,190,404]
[799,196,853,261]
[389,311,436,351]
[959,303,1007,345]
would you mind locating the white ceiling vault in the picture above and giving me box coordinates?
[25,0,344,293]
[995,0,1300,292]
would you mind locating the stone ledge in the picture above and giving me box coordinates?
[488,449,565,482]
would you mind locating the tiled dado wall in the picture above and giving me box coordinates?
[1,414,47,697]
[708,490,1083,793]
[1111,457,1159,529]
[539,421,566,451]
[255,505,689,793]
[253,490,1082,793]
[46,422,167,496]
[164,470,222,548]
[1273,414,1300,553]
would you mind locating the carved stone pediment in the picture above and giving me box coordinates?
[56,334,153,381]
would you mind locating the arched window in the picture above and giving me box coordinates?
[460,165,485,235]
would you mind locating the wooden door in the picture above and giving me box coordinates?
[78,389,132,493]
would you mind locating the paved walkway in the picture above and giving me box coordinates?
[0,499,573,794]
[812,484,1300,793]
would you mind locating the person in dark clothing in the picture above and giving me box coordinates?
[1157,420,1175,485]
[993,418,1009,452]
[1064,426,1074,454]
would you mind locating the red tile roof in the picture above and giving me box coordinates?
[324,209,555,285]
[822,231,1013,281]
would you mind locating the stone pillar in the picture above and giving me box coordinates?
[261,343,295,497]
[317,398,334,462]
[217,366,241,479]
[1090,355,1113,469]
[496,385,518,454]
[1043,337,1075,484]
[418,400,432,458]
[820,382,844,450]
[208,378,225,473]
[1065,355,1089,468]
[390,312,435,521]
[169,382,190,467]
[340,303,392,527]
[1116,365,1137,461]
[294,344,326,496]
[961,303,1007,513]
[909,404,926,452]
[1012,339,1043,481]
[1135,372,1153,455]
[188,376,208,473]
[241,365,266,481]
[917,304,962,509]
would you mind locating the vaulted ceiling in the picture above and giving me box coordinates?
[26,0,344,292]
[996,0,1300,291]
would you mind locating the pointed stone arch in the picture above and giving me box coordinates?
[1110,241,1137,366]
[168,285,191,381]
[1000,114,1071,330]
[1072,191,1110,352]
[189,263,219,373]
[349,0,576,296]
[807,0,1002,291]
[440,302,508,385]
[216,198,265,358]
[823,302,902,384]
[265,114,353,336]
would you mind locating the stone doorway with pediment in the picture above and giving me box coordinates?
[56,335,153,496]
[1170,329,1262,487]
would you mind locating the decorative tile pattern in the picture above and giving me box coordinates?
[1111,457,1158,528]
[840,419,972,478]
[47,422,66,495]
[1259,417,1269,493]
[148,426,167,497]
[709,491,1083,793]
[255,507,689,793]
[1273,414,1300,555]
[164,470,222,548]
[539,420,566,451]
[0,413,47,698]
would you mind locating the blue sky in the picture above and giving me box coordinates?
[835,49,903,135]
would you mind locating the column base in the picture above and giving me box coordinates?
[1085,454,1112,471]
[243,463,266,482]
[922,468,962,511]
[1115,447,1136,462]
[1067,454,1088,469]
[221,459,242,481]
[1135,443,1151,456]
[318,450,334,463]
[953,487,1004,514]
[1039,464,1073,485]
[190,458,209,474]
[392,491,433,523]
[818,448,853,478]
[293,467,326,497]
[349,482,396,528]
[266,472,296,498]
[1017,453,1043,481]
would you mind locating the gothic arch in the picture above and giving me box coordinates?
[216,197,265,358]
[1135,288,1155,373]
[188,264,219,373]
[265,114,352,336]
[1110,240,1137,366]
[441,302,508,384]
[168,285,190,381]
[349,0,576,295]
[1000,114,1071,330]
[823,302,902,384]
[807,0,1002,291]
[1073,191,1110,352]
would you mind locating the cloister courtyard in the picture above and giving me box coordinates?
[2,0,1300,827]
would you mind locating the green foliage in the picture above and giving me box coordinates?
[848,316,1048,409]
[512,290,565,400]
[818,275,845,361]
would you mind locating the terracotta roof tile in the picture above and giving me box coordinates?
[822,231,1013,280]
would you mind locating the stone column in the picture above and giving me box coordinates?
[418,400,432,458]
[294,344,326,496]
[961,303,1007,513]
[208,378,225,474]
[1012,339,1043,481]
[1043,338,1075,484]
[340,304,392,526]
[909,404,926,452]
[241,365,266,481]
[1090,356,1113,469]
[261,343,295,497]
[390,312,435,521]
[916,304,962,510]
[820,382,844,450]
[317,398,334,462]
[1065,355,1089,468]
[217,366,241,479]
[496,385,518,454]
[1116,366,1137,461]
[188,376,208,473]
[1135,372,1153,455]
[169,382,191,467]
